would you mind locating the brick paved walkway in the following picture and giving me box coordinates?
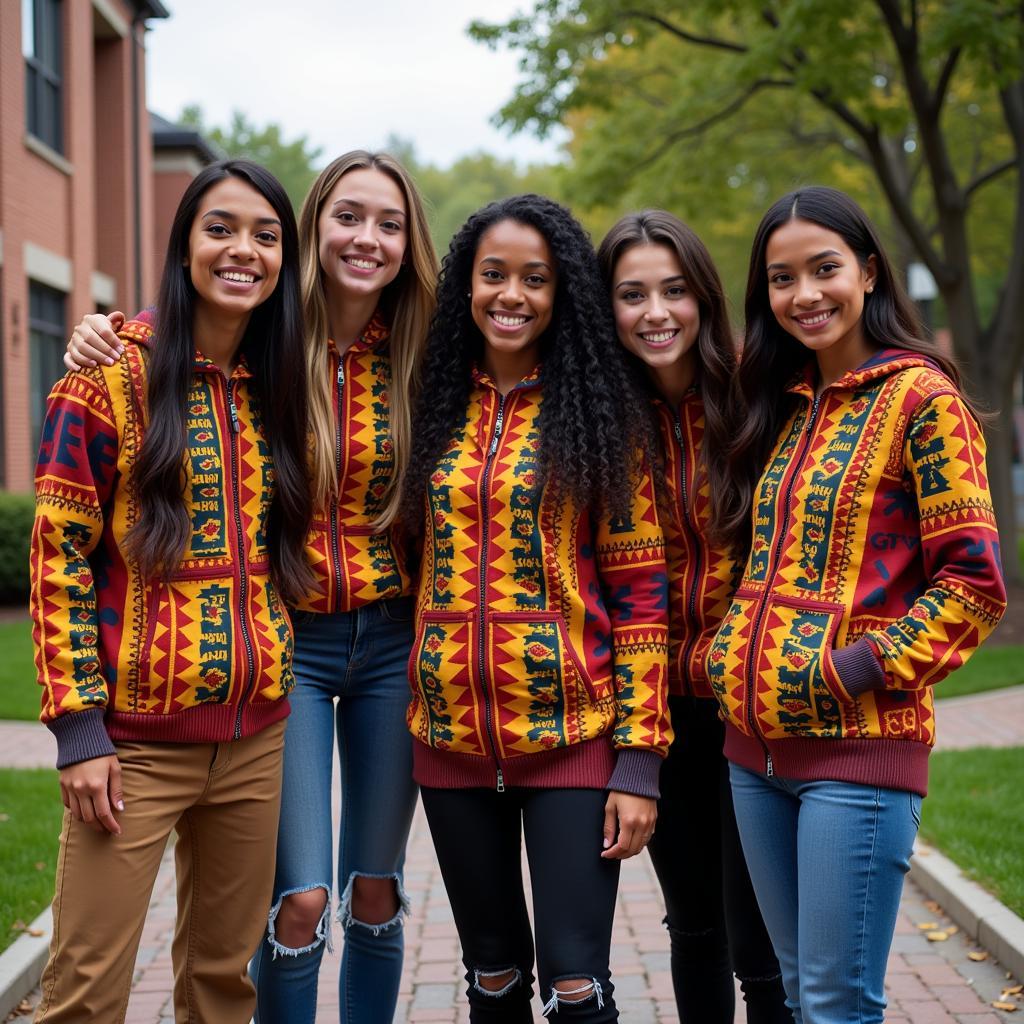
[5,686,1023,1022]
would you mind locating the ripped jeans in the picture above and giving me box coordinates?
[251,599,418,1024]
[421,785,620,1022]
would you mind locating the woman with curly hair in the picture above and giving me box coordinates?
[598,211,791,1024]
[400,194,672,1021]
[64,151,438,1024]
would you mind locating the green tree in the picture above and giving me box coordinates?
[179,106,322,212]
[472,1,1024,580]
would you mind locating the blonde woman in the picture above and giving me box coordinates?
[65,151,438,1024]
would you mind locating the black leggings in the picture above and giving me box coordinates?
[421,785,621,1022]
[647,696,792,1023]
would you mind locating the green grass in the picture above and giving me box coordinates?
[0,769,62,952]
[0,619,41,722]
[936,644,1024,699]
[921,746,1024,918]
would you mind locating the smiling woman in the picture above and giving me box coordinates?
[29,159,312,1024]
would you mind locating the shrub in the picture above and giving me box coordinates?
[0,493,34,604]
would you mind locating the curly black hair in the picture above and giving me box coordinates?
[400,193,656,531]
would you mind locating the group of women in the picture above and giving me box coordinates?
[30,146,1006,1024]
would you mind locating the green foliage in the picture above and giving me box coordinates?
[469,1,1021,324]
[937,644,1024,700]
[0,769,62,953]
[180,106,323,212]
[0,621,39,723]
[381,136,568,256]
[0,494,34,605]
[922,746,1024,917]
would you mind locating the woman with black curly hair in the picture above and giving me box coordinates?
[400,194,672,1021]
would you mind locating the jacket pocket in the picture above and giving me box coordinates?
[407,611,486,755]
[485,612,611,758]
[705,593,760,731]
[754,594,851,739]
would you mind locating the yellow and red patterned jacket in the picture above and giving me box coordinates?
[707,350,1005,795]
[295,315,412,613]
[31,316,293,768]
[408,368,672,797]
[656,391,740,699]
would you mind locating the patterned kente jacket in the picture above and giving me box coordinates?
[656,391,741,699]
[408,368,672,798]
[31,315,294,768]
[294,313,413,613]
[707,349,1006,795]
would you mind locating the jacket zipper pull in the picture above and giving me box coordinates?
[338,359,345,391]
[765,752,774,778]
[227,389,240,433]
[496,767,506,792]
[805,393,822,434]
[488,401,506,456]
[672,414,683,445]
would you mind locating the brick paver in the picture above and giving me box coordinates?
[4,686,1023,1021]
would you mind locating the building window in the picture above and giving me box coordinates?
[30,281,67,447]
[24,0,63,155]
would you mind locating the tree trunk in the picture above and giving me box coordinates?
[981,391,1019,586]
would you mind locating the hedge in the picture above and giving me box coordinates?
[0,493,34,604]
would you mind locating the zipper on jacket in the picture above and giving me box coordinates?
[744,391,823,775]
[479,392,508,791]
[329,356,345,606]
[673,411,704,695]
[225,378,257,740]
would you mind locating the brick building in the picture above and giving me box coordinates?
[0,0,202,493]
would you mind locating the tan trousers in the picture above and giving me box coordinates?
[35,720,285,1024]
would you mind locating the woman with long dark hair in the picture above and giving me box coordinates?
[598,210,791,1024]
[65,150,438,1024]
[709,186,1006,1022]
[31,159,312,1023]
[400,194,672,1021]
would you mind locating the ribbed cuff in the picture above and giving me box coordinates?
[607,749,663,799]
[47,707,116,769]
[831,638,886,698]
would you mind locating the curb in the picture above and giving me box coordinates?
[0,906,50,1020]
[911,840,1024,982]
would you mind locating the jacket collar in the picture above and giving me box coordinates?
[122,310,254,380]
[471,362,543,392]
[788,347,939,399]
[327,310,390,358]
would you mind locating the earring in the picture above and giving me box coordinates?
[866,285,874,293]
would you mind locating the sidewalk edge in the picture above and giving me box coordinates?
[0,905,50,1019]
[911,840,1024,982]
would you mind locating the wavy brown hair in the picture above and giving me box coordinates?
[597,210,741,550]
[730,185,972,559]
[125,160,313,605]
[298,151,437,528]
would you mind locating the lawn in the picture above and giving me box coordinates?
[936,643,1024,699]
[0,619,39,721]
[0,768,62,953]
[921,746,1024,918]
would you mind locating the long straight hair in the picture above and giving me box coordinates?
[298,151,438,528]
[597,210,740,549]
[125,159,313,605]
[729,185,973,558]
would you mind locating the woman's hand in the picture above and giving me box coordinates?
[59,754,124,835]
[601,791,657,859]
[65,311,125,371]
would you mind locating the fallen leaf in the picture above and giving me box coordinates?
[10,919,26,932]
[924,899,942,912]
[0,813,9,822]
[992,1000,1017,1011]
[926,930,950,941]
[917,921,939,929]
[27,928,43,937]
[34,861,46,871]
[1003,985,1024,996]
[968,951,990,962]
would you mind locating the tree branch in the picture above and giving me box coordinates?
[629,78,792,174]
[618,9,748,53]
[933,46,961,115]
[965,158,1017,201]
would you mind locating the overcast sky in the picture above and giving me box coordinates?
[145,0,566,169]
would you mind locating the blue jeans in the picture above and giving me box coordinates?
[729,764,921,1024]
[251,597,418,1024]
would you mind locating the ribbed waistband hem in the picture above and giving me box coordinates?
[106,699,290,744]
[413,738,616,790]
[723,725,930,796]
